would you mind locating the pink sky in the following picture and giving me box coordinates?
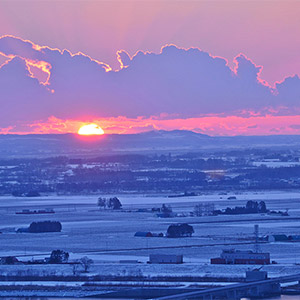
[0,0,299,135]
[1,0,300,84]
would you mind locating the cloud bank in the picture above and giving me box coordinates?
[0,35,299,134]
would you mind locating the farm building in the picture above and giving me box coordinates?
[134,231,153,237]
[268,234,289,242]
[148,254,183,264]
[211,249,270,265]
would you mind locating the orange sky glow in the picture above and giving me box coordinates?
[1,114,299,136]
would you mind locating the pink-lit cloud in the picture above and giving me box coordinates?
[0,35,300,135]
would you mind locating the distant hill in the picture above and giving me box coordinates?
[1,130,300,158]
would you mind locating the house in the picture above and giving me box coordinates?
[134,231,153,237]
[268,234,289,242]
[148,254,183,264]
[211,249,270,265]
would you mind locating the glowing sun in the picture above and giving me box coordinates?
[78,124,104,135]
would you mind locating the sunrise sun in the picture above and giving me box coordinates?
[78,124,104,135]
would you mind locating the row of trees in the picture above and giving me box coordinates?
[29,221,62,233]
[193,203,215,216]
[167,223,194,238]
[220,200,267,215]
[97,197,122,210]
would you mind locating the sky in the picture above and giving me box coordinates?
[0,0,299,135]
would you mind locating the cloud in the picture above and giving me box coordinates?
[117,50,131,68]
[289,124,300,130]
[0,35,299,133]
[0,56,50,126]
[108,45,275,116]
[276,75,300,105]
[247,125,258,129]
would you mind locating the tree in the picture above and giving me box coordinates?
[97,197,107,209]
[246,200,258,213]
[29,221,62,233]
[107,197,122,210]
[98,197,122,210]
[258,201,267,213]
[79,256,93,272]
[72,262,80,275]
[49,250,69,263]
[167,223,194,238]
[180,223,194,236]
[194,204,203,216]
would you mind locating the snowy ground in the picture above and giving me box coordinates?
[0,190,300,279]
[1,189,300,206]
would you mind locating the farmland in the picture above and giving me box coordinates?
[1,191,300,278]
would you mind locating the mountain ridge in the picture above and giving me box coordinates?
[1,130,300,158]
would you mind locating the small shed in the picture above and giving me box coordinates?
[268,234,289,242]
[148,254,183,264]
[134,232,153,237]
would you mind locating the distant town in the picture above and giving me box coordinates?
[1,147,300,196]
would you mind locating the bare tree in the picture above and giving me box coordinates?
[79,256,93,272]
[194,204,203,216]
[194,202,215,216]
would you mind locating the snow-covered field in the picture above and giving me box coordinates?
[1,189,300,206]
[0,190,300,279]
